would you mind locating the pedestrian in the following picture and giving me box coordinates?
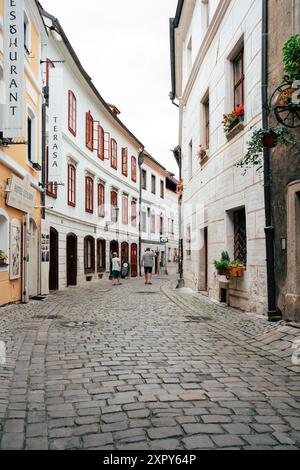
[142,248,156,285]
[111,252,122,286]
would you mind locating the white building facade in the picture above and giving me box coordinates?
[41,8,178,292]
[170,0,268,314]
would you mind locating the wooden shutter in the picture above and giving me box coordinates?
[122,148,128,176]
[104,132,111,159]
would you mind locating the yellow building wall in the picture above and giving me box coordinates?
[0,0,43,305]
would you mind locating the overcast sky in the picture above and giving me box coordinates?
[41,0,179,175]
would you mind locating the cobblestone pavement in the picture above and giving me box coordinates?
[0,276,300,450]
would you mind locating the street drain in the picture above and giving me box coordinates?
[59,320,97,329]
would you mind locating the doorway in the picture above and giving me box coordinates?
[199,227,208,292]
[121,242,129,265]
[131,243,137,277]
[110,241,119,275]
[97,239,106,273]
[28,218,39,297]
[49,227,59,291]
[67,233,77,286]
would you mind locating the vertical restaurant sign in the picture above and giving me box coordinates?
[48,68,63,182]
[3,0,25,138]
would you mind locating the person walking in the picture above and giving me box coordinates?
[142,248,156,285]
[111,252,122,286]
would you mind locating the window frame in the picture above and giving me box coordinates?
[151,175,156,194]
[68,91,77,137]
[98,125,105,160]
[160,180,165,199]
[122,194,129,225]
[98,182,105,218]
[68,164,76,207]
[110,139,118,170]
[131,156,137,182]
[122,147,128,176]
[131,200,137,227]
[84,236,95,274]
[85,176,94,214]
[111,190,118,222]
[233,49,245,109]
[142,169,147,190]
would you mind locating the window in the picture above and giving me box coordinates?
[171,220,174,235]
[98,126,105,160]
[98,183,105,217]
[151,214,156,234]
[151,175,156,194]
[68,164,76,207]
[84,236,95,274]
[68,91,77,136]
[111,139,118,169]
[233,208,247,264]
[233,49,244,108]
[97,239,106,272]
[111,190,118,222]
[46,148,57,198]
[186,225,191,257]
[160,217,164,235]
[122,147,128,176]
[85,176,94,213]
[24,12,31,54]
[131,200,137,227]
[27,116,32,162]
[160,180,165,199]
[122,195,129,225]
[131,156,137,182]
[204,97,210,148]
[142,212,147,232]
[142,170,147,190]
[86,111,94,151]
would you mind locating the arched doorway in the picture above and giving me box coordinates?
[67,233,77,286]
[131,243,137,277]
[28,218,39,297]
[97,239,106,273]
[121,242,129,265]
[49,227,59,291]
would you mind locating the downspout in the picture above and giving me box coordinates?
[41,100,47,220]
[262,0,282,321]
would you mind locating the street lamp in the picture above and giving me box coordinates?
[138,148,145,277]
[171,146,184,289]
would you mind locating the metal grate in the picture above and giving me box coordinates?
[234,208,247,263]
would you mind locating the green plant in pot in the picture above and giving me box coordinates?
[283,34,300,82]
[0,250,8,265]
[236,126,296,174]
[214,251,230,275]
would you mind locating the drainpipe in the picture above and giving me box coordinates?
[262,0,282,322]
[41,100,47,220]
[138,150,144,277]
[172,146,184,289]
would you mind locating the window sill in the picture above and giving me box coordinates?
[225,121,245,141]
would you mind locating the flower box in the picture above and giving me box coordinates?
[228,266,245,278]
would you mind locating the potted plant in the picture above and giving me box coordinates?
[0,251,8,267]
[222,104,245,134]
[275,35,300,107]
[227,260,245,278]
[236,126,296,174]
[214,251,230,275]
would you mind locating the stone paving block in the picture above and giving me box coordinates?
[1,433,24,450]
[223,423,252,434]
[147,426,184,440]
[4,419,25,433]
[182,423,223,435]
[101,421,128,433]
[242,434,278,446]
[26,438,49,450]
[83,433,114,448]
[149,439,183,450]
[201,415,232,424]
[50,437,81,450]
[127,409,150,419]
[182,435,215,450]
[26,423,48,438]
[212,435,245,447]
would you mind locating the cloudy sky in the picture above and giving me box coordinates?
[41,0,179,175]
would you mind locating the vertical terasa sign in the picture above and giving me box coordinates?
[48,68,63,182]
[3,0,25,138]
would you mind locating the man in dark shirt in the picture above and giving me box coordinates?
[142,248,156,285]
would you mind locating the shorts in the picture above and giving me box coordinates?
[144,267,153,274]
[112,270,121,279]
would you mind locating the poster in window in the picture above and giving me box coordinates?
[10,219,21,280]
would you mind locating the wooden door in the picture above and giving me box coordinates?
[131,243,137,277]
[49,228,59,290]
[67,234,77,286]
[121,242,129,265]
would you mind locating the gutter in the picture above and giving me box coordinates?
[169,0,184,102]
[262,0,282,322]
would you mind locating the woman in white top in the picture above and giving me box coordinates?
[111,252,122,286]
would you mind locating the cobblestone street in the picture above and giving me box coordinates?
[0,276,300,450]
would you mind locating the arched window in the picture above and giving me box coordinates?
[84,236,95,274]
[97,239,106,273]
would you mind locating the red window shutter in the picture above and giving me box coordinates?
[86,111,94,151]
[131,200,137,226]
[98,183,105,217]
[111,191,118,221]
[111,139,118,170]
[68,165,76,206]
[98,125,104,160]
[85,177,94,213]
[122,195,128,225]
